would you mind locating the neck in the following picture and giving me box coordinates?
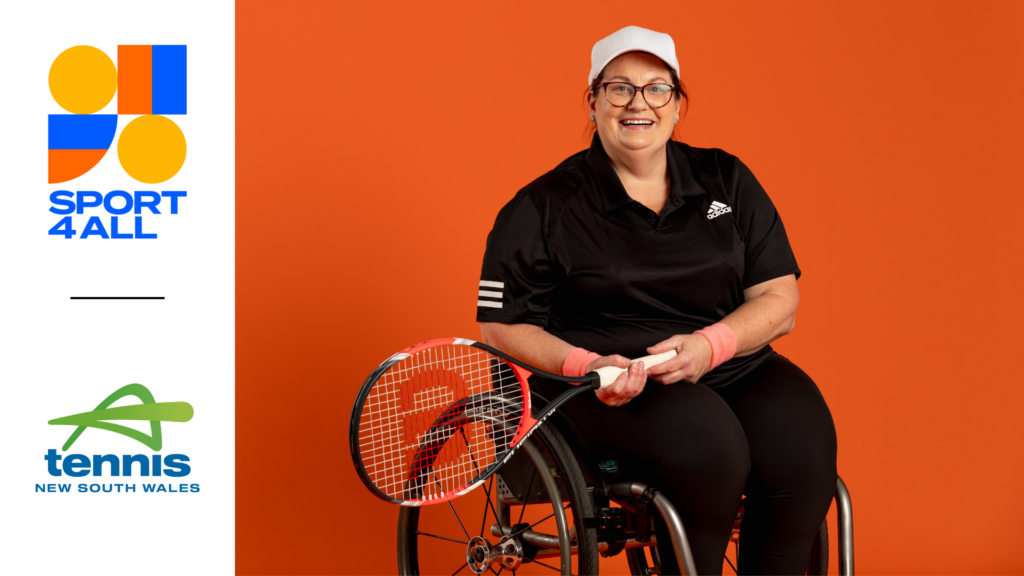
[603,141,669,185]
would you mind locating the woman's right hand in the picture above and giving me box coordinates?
[588,355,647,407]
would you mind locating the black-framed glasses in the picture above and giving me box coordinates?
[600,82,676,108]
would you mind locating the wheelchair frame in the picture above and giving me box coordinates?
[397,396,854,576]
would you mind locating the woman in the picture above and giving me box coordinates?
[476,26,837,575]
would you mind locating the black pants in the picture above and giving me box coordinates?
[534,353,837,575]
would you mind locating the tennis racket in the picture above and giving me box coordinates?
[349,337,675,506]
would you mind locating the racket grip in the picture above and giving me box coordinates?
[590,350,677,389]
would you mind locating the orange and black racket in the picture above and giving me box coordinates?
[349,337,675,506]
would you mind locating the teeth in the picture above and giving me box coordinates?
[623,120,653,125]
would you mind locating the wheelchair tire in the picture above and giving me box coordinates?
[397,421,599,575]
[623,516,830,575]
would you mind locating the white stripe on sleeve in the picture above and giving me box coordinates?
[479,280,504,289]
[477,300,503,308]
[478,290,502,298]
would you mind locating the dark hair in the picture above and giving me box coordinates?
[584,54,689,141]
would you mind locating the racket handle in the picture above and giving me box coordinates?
[590,350,677,389]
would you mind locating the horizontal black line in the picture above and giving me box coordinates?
[70,297,165,300]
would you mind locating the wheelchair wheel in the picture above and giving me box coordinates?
[397,421,599,575]
[624,515,829,575]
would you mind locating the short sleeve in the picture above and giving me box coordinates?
[730,158,801,288]
[476,193,560,326]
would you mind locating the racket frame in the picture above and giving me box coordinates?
[349,337,599,506]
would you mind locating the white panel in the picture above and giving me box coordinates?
[0,2,235,574]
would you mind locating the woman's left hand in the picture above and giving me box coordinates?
[645,334,713,384]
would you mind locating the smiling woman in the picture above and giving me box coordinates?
[476,25,838,575]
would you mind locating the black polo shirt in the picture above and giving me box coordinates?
[476,134,800,389]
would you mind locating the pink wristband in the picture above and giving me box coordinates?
[694,323,736,371]
[563,348,602,377]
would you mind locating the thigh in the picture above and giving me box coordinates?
[532,376,749,479]
[713,353,838,574]
[713,353,837,494]
[533,376,750,576]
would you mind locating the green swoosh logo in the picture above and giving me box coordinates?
[48,383,194,451]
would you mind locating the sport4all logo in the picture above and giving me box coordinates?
[48,45,187,184]
[46,45,190,240]
[38,384,200,495]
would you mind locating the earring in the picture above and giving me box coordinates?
[590,114,596,123]
[674,118,679,124]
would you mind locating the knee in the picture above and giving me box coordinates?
[654,410,750,496]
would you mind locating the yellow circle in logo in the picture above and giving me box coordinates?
[117,115,187,184]
[49,46,117,114]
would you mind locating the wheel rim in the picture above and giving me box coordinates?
[397,436,583,575]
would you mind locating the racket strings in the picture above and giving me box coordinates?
[357,344,525,501]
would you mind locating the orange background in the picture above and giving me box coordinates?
[237,1,1024,574]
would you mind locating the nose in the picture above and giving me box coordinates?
[626,88,649,111]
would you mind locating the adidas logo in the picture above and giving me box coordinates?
[707,201,732,220]
[478,280,503,308]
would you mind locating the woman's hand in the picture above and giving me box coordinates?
[589,355,647,407]
[645,335,713,384]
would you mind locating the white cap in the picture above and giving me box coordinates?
[588,26,680,85]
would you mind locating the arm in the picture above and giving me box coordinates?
[645,274,799,384]
[479,322,648,407]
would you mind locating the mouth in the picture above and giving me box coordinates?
[620,118,655,129]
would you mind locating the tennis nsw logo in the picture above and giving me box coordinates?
[478,280,504,309]
[707,201,732,220]
[37,384,201,495]
[47,45,189,240]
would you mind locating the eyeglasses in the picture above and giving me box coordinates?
[599,82,677,109]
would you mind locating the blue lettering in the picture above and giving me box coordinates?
[134,191,161,214]
[63,454,90,477]
[76,191,102,214]
[49,191,75,215]
[92,454,120,477]
[48,216,76,239]
[103,190,133,215]
[190,483,200,493]
[135,216,156,239]
[122,454,150,476]
[80,216,109,239]
[161,191,186,214]
[163,454,191,477]
[110,216,132,239]
[45,449,62,476]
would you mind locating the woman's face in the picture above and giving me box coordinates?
[588,51,681,157]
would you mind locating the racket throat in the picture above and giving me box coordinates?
[509,413,539,447]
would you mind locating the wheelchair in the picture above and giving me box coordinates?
[397,390,854,576]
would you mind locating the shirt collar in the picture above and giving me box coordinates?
[584,132,707,213]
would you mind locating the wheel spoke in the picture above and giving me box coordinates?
[431,469,471,541]
[510,503,570,540]
[516,470,536,526]
[452,562,468,576]
[478,475,502,538]
[415,530,468,545]
[460,428,482,476]
[725,554,737,574]
[479,475,492,537]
